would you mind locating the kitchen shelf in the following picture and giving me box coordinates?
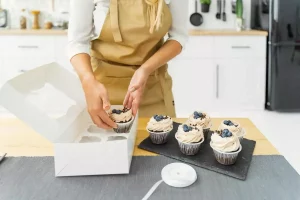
[0,29,67,35]
[189,29,268,36]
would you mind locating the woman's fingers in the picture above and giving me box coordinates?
[123,91,130,108]
[99,110,117,128]
[90,114,111,129]
[127,95,134,109]
[101,89,111,111]
[98,118,112,129]
[132,98,140,116]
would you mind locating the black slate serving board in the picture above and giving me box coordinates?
[138,122,256,180]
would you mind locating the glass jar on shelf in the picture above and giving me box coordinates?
[19,9,27,29]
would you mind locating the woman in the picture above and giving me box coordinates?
[67,0,188,129]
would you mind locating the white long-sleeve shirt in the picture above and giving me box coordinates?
[67,0,189,60]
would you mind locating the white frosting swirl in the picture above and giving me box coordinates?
[146,116,173,132]
[176,125,204,144]
[109,108,133,123]
[219,120,243,137]
[210,132,240,153]
[186,111,211,129]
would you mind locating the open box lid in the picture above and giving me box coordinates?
[0,63,87,142]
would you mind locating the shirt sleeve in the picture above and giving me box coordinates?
[67,0,95,60]
[166,0,189,49]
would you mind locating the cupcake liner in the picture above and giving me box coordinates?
[147,130,171,144]
[176,136,205,155]
[210,144,242,165]
[203,128,211,140]
[113,117,135,133]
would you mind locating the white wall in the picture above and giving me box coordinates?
[188,0,251,30]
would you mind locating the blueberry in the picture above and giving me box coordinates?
[154,114,158,119]
[116,110,122,114]
[224,120,229,125]
[198,112,203,117]
[221,132,227,138]
[226,131,232,137]
[188,126,193,131]
[183,124,189,132]
[222,129,229,135]
[112,109,117,114]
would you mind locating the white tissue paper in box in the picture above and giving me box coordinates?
[0,62,138,177]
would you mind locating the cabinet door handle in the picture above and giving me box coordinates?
[231,46,251,49]
[18,45,39,49]
[19,69,27,73]
[216,65,219,99]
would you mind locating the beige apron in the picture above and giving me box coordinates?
[90,0,176,117]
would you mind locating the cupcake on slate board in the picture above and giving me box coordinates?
[186,111,212,139]
[210,129,242,165]
[219,120,245,141]
[109,107,134,133]
[175,124,204,155]
[146,115,173,144]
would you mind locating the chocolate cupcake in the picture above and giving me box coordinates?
[109,107,134,133]
[175,124,204,155]
[210,129,242,165]
[146,115,173,144]
[185,111,212,140]
[219,120,246,142]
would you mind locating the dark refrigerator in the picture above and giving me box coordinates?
[267,0,300,111]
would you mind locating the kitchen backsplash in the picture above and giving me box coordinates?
[1,0,251,30]
[1,0,70,29]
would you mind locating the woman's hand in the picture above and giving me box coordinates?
[82,75,117,129]
[123,67,150,116]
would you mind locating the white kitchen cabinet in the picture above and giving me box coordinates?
[0,36,55,58]
[0,34,268,116]
[0,57,56,86]
[177,36,214,59]
[168,59,215,117]
[214,58,266,110]
[214,36,267,58]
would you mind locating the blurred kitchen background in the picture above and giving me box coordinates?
[0,0,69,30]
[0,0,252,30]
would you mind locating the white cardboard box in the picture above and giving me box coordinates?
[0,63,138,177]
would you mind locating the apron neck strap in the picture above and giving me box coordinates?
[110,0,123,42]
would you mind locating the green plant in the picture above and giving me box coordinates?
[200,0,211,4]
[236,0,243,18]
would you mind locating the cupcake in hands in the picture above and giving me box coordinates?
[210,129,242,165]
[186,111,212,139]
[175,124,204,155]
[109,107,134,133]
[146,115,173,144]
[219,120,245,141]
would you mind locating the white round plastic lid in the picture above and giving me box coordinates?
[161,163,197,188]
